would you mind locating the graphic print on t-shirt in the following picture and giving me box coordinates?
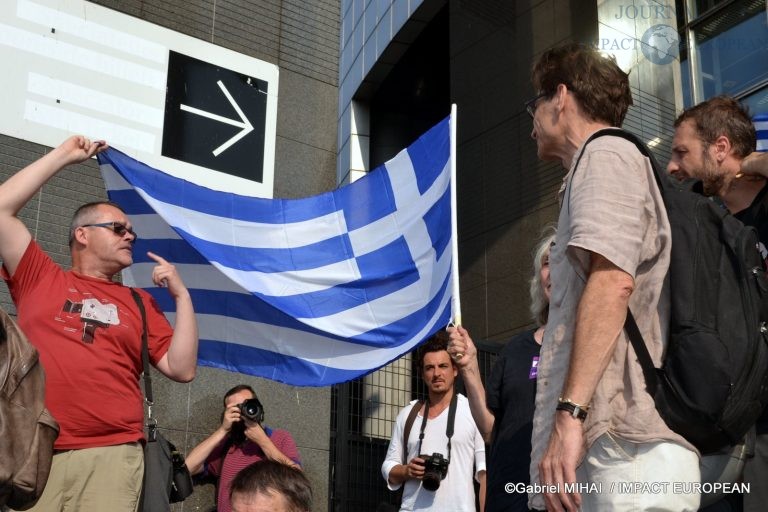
[61,297,121,343]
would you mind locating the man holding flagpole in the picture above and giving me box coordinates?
[0,135,199,512]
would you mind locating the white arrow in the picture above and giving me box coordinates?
[180,80,254,157]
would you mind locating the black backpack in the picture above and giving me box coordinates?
[577,129,768,454]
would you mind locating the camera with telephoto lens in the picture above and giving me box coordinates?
[419,452,449,491]
[237,398,265,423]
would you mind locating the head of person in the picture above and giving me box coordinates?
[417,331,457,398]
[668,96,757,195]
[529,43,632,163]
[224,384,259,445]
[224,384,257,409]
[229,460,312,512]
[69,201,136,272]
[529,227,556,327]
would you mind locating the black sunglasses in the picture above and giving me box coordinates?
[81,222,138,241]
[524,92,550,118]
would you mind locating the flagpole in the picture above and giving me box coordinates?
[450,103,462,327]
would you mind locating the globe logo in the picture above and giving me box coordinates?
[641,24,679,65]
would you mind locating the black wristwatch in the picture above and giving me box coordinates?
[556,397,589,421]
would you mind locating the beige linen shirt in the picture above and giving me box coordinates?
[528,132,696,510]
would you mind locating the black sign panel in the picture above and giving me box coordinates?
[162,51,269,183]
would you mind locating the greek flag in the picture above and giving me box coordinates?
[97,117,453,386]
[756,114,768,152]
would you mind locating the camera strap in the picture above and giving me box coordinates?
[417,391,458,463]
[402,400,423,463]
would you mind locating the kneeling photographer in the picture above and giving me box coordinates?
[382,333,487,511]
[186,384,302,512]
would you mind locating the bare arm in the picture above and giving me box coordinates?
[447,326,495,442]
[185,403,241,475]
[561,253,633,406]
[478,470,487,512]
[150,251,198,382]
[244,422,301,469]
[185,428,228,476]
[540,253,634,512]
[387,456,426,486]
[0,136,105,275]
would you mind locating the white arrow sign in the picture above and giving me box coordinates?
[180,80,254,156]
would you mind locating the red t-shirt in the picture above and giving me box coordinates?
[206,428,301,512]
[3,241,173,449]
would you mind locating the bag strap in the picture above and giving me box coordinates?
[594,130,668,392]
[566,128,669,214]
[130,288,157,441]
[402,399,423,463]
[624,310,659,395]
[567,128,667,395]
[576,128,665,186]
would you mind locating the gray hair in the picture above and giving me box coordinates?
[529,227,556,326]
[69,201,125,247]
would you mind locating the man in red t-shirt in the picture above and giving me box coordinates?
[0,136,199,512]
[186,384,302,512]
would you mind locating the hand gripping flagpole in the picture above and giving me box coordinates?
[450,104,462,336]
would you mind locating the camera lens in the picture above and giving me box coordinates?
[422,472,441,491]
[418,453,447,492]
[238,398,264,423]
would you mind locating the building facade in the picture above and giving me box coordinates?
[0,1,764,511]
[332,0,766,510]
[0,1,339,510]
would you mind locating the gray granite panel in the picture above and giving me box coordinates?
[277,70,339,152]
[124,0,215,43]
[279,0,340,84]
[214,0,282,61]
[273,137,337,199]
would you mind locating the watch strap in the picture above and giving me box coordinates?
[556,397,588,421]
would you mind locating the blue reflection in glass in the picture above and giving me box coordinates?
[741,87,768,117]
[697,13,768,98]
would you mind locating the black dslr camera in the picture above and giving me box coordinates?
[420,452,449,491]
[237,397,265,423]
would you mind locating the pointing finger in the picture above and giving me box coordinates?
[146,251,168,264]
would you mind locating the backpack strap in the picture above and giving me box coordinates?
[624,310,659,395]
[402,399,423,463]
[592,128,668,191]
[568,128,668,393]
[569,128,667,191]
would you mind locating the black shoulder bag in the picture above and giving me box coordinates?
[131,289,194,511]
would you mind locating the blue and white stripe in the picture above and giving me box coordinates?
[98,117,453,386]
[756,114,768,152]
